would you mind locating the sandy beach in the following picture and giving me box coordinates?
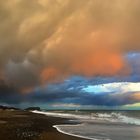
[0,110,85,140]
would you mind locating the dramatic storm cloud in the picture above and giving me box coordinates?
[0,0,140,87]
[0,0,140,109]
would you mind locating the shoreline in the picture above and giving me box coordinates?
[32,110,140,140]
[1,110,140,140]
[0,110,87,140]
[53,125,99,140]
[32,110,93,140]
[32,111,106,140]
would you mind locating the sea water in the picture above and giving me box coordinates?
[32,110,140,140]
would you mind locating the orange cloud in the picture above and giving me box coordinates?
[71,49,129,76]
[132,93,140,100]
[40,67,61,84]
[1,0,140,88]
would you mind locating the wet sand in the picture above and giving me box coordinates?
[0,110,85,140]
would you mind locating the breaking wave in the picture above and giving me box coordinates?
[32,110,140,126]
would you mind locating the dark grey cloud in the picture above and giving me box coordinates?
[21,89,138,107]
[0,80,21,104]
[0,77,139,107]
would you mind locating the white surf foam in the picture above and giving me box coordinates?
[32,110,91,119]
[32,110,140,140]
[93,112,140,125]
[32,110,140,126]
[53,125,111,140]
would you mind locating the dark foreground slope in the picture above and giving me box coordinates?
[0,110,85,140]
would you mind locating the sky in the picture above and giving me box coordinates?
[0,0,140,109]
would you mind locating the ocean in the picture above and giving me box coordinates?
[32,110,140,140]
